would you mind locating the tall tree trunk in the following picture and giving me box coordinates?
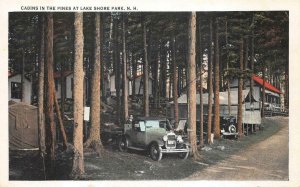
[70,12,84,178]
[187,12,200,159]
[244,37,249,70]
[45,13,56,179]
[142,14,149,117]
[225,16,231,115]
[198,18,204,146]
[115,20,121,125]
[122,13,129,121]
[244,37,249,91]
[250,14,255,106]
[160,46,167,98]
[21,49,25,102]
[84,13,103,155]
[53,92,68,149]
[38,14,46,155]
[172,36,179,128]
[213,17,220,139]
[284,55,288,109]
[154,51,160,108]
[132,56,137,97]
[237,38,244,138]
[207,16,213,144]
[262,66,266,118]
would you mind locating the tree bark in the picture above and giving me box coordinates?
[84,13,103,155]
[45,13,56,179]
[244,37,249,70]
[142,14,149,117]
[213,17,220,139]
[21,49,26,103]
[225,16,231,116]
[198,17,204,147]
[172,36,179,128]
[114,19,121,125]
[207,16,213,144]
[250,14,255,106]
[70,12,85,178]
[237,38,244,138]
[262,66,266,118]
[122,13,129,121]
[53,92,68,149]
[285,55,288,109]
[187,12,200,159]
[154,51,160,108]
[132,55,137,97]
[160,47,167,98]
[38,14,46,155]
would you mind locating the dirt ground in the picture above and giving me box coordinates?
[9,116,288,180]
[186,116,289,180]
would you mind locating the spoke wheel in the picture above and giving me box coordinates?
[149,144,162,161]
[118,137,128,152]
[178,145,189,159]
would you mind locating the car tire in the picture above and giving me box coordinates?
[149,143,162,161]
[178,145,189,160]
[118,136,128,152]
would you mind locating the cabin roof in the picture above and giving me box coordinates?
[252,74,282,94]
[8,71,31,81]
[173,90,254,105]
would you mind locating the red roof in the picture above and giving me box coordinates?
[252,74,282,94]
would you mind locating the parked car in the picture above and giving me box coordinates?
[220,116,238,138]
[182,115,238,139]
[118,117,190,161]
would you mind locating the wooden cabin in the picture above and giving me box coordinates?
[169,90,261,126]
[8,72,32,104]
[230,74,283,112]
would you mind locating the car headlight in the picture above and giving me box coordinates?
[177,135,183,143]
[228,124,236,133]
[163,135,168,141]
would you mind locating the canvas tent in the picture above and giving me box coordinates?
[9,102,39,150]
[169,89,261,125]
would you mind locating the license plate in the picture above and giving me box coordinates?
[168,140,175,144]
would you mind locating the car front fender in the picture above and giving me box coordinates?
[149,139,164,148]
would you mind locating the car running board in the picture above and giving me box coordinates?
[127,146,145,151]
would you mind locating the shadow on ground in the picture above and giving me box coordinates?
[9,117,287,180]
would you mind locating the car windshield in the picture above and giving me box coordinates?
[145,120,172,131]
[146,120,161,128]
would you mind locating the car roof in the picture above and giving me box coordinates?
[135,116,168,121]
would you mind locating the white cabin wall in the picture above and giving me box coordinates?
[8,75,32,104]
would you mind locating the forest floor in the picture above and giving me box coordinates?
[9,116,288,180]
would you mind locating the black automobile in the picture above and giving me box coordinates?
[220,116,238,137]
[183,115,238,138]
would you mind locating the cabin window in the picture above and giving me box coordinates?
[11,82,22,99]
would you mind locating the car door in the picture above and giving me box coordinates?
[132,121,146,148]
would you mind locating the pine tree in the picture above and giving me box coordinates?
[237,38,244,138]
[71,12,85,178]
[84,13,103,155]
[213,17,221,139]
[187,12,200,159]
[38,14,46,155]
[45,13,56,179]
[207,16,213,144]
[142,13,149,117]
[122,13,129,121]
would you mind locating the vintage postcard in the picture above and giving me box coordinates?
[1,0,300,187]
